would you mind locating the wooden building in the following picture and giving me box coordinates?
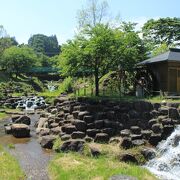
[138,48,180,94]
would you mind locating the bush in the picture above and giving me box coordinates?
[59,77,73,93]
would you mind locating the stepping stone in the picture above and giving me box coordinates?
[94,133,110,143]
[11,124,30,138]
[71,131,86,139]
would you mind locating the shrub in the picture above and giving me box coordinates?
[59,77,73,93]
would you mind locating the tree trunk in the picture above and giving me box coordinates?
[95,67,99,96]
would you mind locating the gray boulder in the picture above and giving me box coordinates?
[39,135,56,149]
[14,115,31,125]
[149,133,162,146]
[60,139,85,152]
[11,124,30,138]
[141,148,156,160]
[71,131,86,139]
[119,153,138,164]
[120,137,132,149]
[94,133,110,143]
[73,120,87,132]
[169,107,179,119]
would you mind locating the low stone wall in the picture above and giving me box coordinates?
[36,96,180,149]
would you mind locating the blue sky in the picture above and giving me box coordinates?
[0,0,179,44]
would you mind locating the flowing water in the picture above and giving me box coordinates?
[0,112,53,180]
[145,125,180,180]
[16,96,47,110]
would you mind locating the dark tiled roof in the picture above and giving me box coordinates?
[138,48,180,65]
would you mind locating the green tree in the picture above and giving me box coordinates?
[0,26,18,55]
[113,30,146,70]
[152,43,169,57]
[142,17,180,47]
[83,24,115,96]
[60,24,146,96]
[120,21,137,33]
[0,37,18,57]
[60,39,83,77]
[28,34,60,57]
[1,46,37,77]
[49,55,60,67]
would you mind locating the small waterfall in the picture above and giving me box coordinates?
[47,81,56,92]
[16,96,47,110]
[145,125,180,180]
[47,84,56,92]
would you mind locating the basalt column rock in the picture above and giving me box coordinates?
[11,124,30,138]
[36,97,179,147]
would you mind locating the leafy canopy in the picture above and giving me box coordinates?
[59,23,146,96]
[142,17,180,47]
[1,46,37,76]
[28,34,60,57]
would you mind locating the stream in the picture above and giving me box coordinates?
[0,111,53,180]
[145,125,180,180]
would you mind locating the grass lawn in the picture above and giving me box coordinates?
[49,140,156,180]
[38,90,63,104]
[0,145,25,180]
[0,108,23,120]
[48,152,156,180]
[4,108,22,114]
[0,112,9,120]
[145,96,180,103]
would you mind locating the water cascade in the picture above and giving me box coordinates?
[16,96,47,110]
[145,125,180,180]
[47,81,56,92]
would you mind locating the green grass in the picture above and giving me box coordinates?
[0,145,25,180]
[0,112,9,120]
[0,108,22,120]
[39,90,62,98]
[48,152,156,180]
[145,95,180,103]
[50,138,156,180]
[73,89,180,104]
[3,108,22,114]
[38,89,63,104]
[7,144,15,149]
[11,92,24,97]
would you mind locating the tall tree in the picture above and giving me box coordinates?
[1,46,36,77]
[59,24,146,96]
[77,0,109,29]
[82,24,115,96]
[60,39,83,77]
[152,43,169,57]
[0,37,18,57]
[142,17,180,47]
[28,34,60,57]
[0,26,18,56]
